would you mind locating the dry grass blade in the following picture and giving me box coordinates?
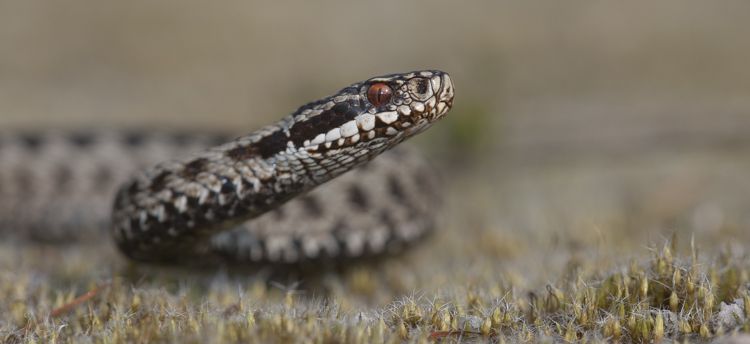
[22,280,112,333]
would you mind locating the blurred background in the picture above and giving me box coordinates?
[2,1,750,285]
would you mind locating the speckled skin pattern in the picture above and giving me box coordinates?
[0,70,454,265]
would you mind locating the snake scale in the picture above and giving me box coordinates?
[0,70,454,265]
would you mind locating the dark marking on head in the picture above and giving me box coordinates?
[289,121,316,147]
[344,106,364,121]
[20,134,43,151]
[318,110,335,123]
[182,158,208,179]
[348,185,368,211]
[299,194,322,218]
[149,171,171,192]
[254,131,288,159]
[289,113,335,148]
[330,114,347,128]
[289,105,366,148]
[313,119,331,133]
[332,102,349,115]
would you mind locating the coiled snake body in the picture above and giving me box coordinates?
[0,70,454,265]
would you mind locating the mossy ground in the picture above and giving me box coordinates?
[2,229,749,343]
[2,147,750,343]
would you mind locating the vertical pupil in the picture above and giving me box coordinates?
[367,83,393,106]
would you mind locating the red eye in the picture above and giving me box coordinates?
[367,83,393,106]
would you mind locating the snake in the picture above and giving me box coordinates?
[0,70,454,265]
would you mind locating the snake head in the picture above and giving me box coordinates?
[287,70,454,157]
[361,70,454,137]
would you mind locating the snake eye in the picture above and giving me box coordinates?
[367,83,393,106]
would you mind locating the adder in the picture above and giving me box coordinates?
[0,70,454,266]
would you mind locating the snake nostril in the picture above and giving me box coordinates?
[407,78,433,101]
[367,83,393,106]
